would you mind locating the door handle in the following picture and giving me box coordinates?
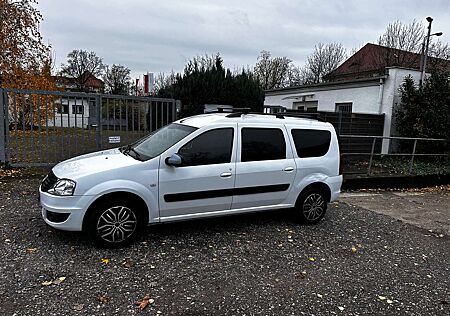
[283,167,294,172]
[220,172,232,178]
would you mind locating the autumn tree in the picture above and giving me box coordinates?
[301,42,346,84]
[0,0,58,127]
[103,64,132,95]
[60,50,104,91]
[0,0,55,87]
[254,51,292,90]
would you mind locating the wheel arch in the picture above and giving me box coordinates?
[296,182,332,205]
[82,191,150,232]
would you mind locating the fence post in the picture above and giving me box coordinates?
[367,137,377,176]
[0,89,6,164]
[409,139,418,174]
[95,94,102,150]
[337,110,342,135]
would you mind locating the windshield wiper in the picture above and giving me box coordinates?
[122,144,142,160]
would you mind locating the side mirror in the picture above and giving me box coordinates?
[165,153,183,167]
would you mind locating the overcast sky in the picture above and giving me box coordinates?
[38,0,450,79]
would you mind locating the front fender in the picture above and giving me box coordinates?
[83,180,158,223]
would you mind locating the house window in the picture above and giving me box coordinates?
[72,105,84,114]
[293,101,318,112]
[335,102,352,113]
[56,104,69,114]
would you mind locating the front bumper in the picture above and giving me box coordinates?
[40,189,95,231]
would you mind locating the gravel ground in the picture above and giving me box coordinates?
[0,178,449,316]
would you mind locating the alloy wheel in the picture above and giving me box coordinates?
[302,193,325,221]
[96,206,137,243]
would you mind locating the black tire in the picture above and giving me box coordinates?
[84,198,146,248]
[294,189,328,224]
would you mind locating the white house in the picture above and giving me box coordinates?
[264,43,449,153]
[52,97,95,129]
[50,73,104,129]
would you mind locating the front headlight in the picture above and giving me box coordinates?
[47,179,76,196]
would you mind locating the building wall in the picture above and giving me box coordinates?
[50,99,92,129]
[380,68,422,152]
[264,83,381,114]
[265,67,423,153]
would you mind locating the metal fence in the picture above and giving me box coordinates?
[340,135,449,176]
[0,88,178,166]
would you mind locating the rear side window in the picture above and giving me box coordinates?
[291,129,331,158]
[178,128,234,166]
[241,128,286,162]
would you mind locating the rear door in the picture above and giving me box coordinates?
[231,123,296,209]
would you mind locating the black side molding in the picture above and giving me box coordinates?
[164,184,290,203]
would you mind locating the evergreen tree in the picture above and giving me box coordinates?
[396,69,450,139]
[157,54,264,117]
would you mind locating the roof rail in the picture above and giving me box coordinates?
[280,112,325,122]
[225,107,251,117]
[225,110,325,121]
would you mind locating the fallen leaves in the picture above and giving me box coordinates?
[122,259,133,268]
[101,258,109,265]
[136,294,154,310]
[296,271,307,279]
[41,276,66,286]
[98,295,109,304]
[0,168,22,179]
[378,295,394,304]
[73,303,84,311]
[26,247,38,253]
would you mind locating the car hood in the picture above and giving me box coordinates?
[52,148,141,180]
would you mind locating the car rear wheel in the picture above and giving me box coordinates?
[85,198,145,248]
[295,189,327,224]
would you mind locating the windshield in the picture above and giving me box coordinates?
[123,123,197,161]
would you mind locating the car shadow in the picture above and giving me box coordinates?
[142,208,297,238]
[48,207,318,248]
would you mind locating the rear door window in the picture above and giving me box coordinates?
[241,128,286,162]
[291,129,331,158]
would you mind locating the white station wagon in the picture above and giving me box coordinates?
[39,112,343,247]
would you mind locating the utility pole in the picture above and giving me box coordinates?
[420,17,433,87]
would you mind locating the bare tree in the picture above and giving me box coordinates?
[429,41,450,60]
[60,50,104,91]
[154,71,177,93]
[378,20,424,53]
[254,51,292,90]
[103,64,132,95]
[302,42,347,84]
[375,19,424,69]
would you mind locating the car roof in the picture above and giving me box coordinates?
[176,113,334,130]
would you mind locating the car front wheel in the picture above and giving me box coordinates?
[85,199,145,248]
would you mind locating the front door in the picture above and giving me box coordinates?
[158,125,237,219]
